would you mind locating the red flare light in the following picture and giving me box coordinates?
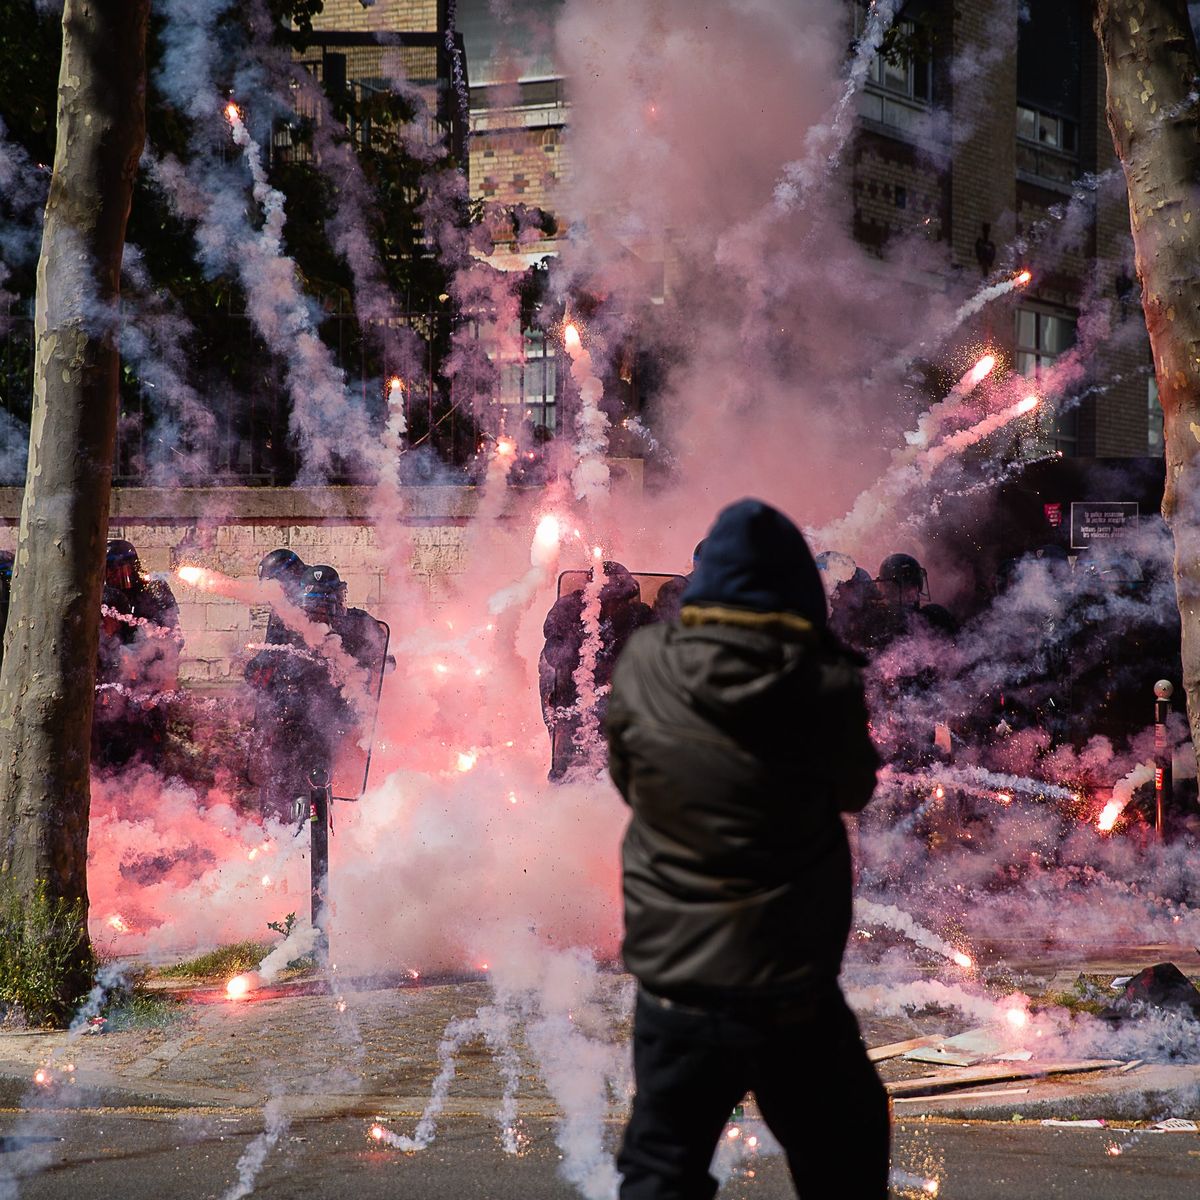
[386,375,403,396]
[966,353,997,388]
[369,1124,387,1142]
[495,437,516,457]
[1017,394,1039,415]
[953,951,973,969]
[1005,1006,1029,1029]
[106,914,129,933]
[563,323,581,352]
[1013,269,1033,287]
[226,972,260,1000]
[225,102,240,123]
[177,565,207,588]
[1097,800,1122,833]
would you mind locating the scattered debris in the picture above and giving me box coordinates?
[887,1060,1126,1099]
[1117,1059,1144,1074]
[895,1087,1029,1103]
[1150,1118,1198,1132]
[867,1035,942,1063]
[1103,963,1200,1022]
[1040,1119,1107,1128]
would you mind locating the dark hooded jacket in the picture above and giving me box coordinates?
[605,500,878,1003]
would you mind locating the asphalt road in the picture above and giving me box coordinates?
[1,1111,1197,1199]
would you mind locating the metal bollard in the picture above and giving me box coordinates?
[1154,680,1174,840]
[308,765,332,961]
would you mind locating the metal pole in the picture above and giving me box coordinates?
[308,765,331,961]
[1154,680,1174,841]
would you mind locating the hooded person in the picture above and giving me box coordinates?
[604,498,887,1200]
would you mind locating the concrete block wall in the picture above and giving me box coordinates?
[0,466,643,689]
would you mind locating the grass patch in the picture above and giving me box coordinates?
[0,882,96,1027]
[155,940,273,980]
[102,987,184,1032]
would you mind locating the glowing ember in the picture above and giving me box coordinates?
[225,101,240,122]
[746,1135,758,1148]
[226,972,260,1000]
[1097,800,1122,833]
[726,1127,740,1140]
[33,1069,50,1086]
[953,951,973,969]
[923,1181,940,1197]
[177,565,206,587]
[934,784,945,800]
[964,353,997,389]
[495,437,516,457]
[1013,268,1033,286]
[261,875,271,887]
[531,514,562,566]
[433,663,449,675]
[996,792,1013,805]
[563,322,581,352]
[386,375,403,395]
[480,963,490,972]
[370,1124,387,1142]
[1005,1006,1029,1029]
[106,913,129,933]
[1105,1142,1122,1157]
[1017,394,1039,414]
[508,791,519,805]
[592,546,603,560]
[456,750,478,773]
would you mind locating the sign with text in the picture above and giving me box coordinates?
[1070,501,1139,550]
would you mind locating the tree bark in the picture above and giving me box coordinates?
[0,0,150,985]
[1095,0,1200,768]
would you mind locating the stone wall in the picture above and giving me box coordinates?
[0,465,644,689]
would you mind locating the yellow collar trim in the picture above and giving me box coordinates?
[679,605,816,637]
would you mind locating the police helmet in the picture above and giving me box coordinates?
[299,565,347,619]
[106,539,141,591]
[598,560,640,605]
[0,549,13,583]
[258,548,306,589]
[876,552,929,605]
[692,539,706,571]
[815,550,857,588]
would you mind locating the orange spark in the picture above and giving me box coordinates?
[225,102,240,123]
[1013,269,1033,287]
[563,322,581,351]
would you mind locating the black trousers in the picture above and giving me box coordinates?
[618,985,890,1200]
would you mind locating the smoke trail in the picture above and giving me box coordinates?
[564,324,611,503]
[220,1097,290,1200]
[772,0,900,210]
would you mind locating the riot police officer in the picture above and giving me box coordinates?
[257,547,307,643]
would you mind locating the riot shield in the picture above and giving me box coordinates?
[546,570,686,779]
[244,610,390,815]
[331,611,390,802]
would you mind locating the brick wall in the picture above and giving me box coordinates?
[312,0,438,34]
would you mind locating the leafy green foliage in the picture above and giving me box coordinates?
[0,882,96,1027]
[266,911,297,938]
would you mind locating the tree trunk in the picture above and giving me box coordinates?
[1095,0,1200,770]
[0,0,150,992]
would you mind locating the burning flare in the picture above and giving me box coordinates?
[226,972,261,1000]
[495,437,516,458]
[1017,394,1039,415]
[1097,800,1123,833]
[177,565,208,588]
[1013,268,1033,287]
[225,101,241,123]
[952,951,973,970]
[563,322,582,353]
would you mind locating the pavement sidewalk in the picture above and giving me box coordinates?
[1,959,1197,1126]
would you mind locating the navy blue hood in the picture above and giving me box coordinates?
[681,499,827,626]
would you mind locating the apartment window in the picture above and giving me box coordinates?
[1148,376,1164,453]
[1016,104,1078,154]
[1016,307,1078,454]
[498,330,559,433]
[854,9,933,135]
